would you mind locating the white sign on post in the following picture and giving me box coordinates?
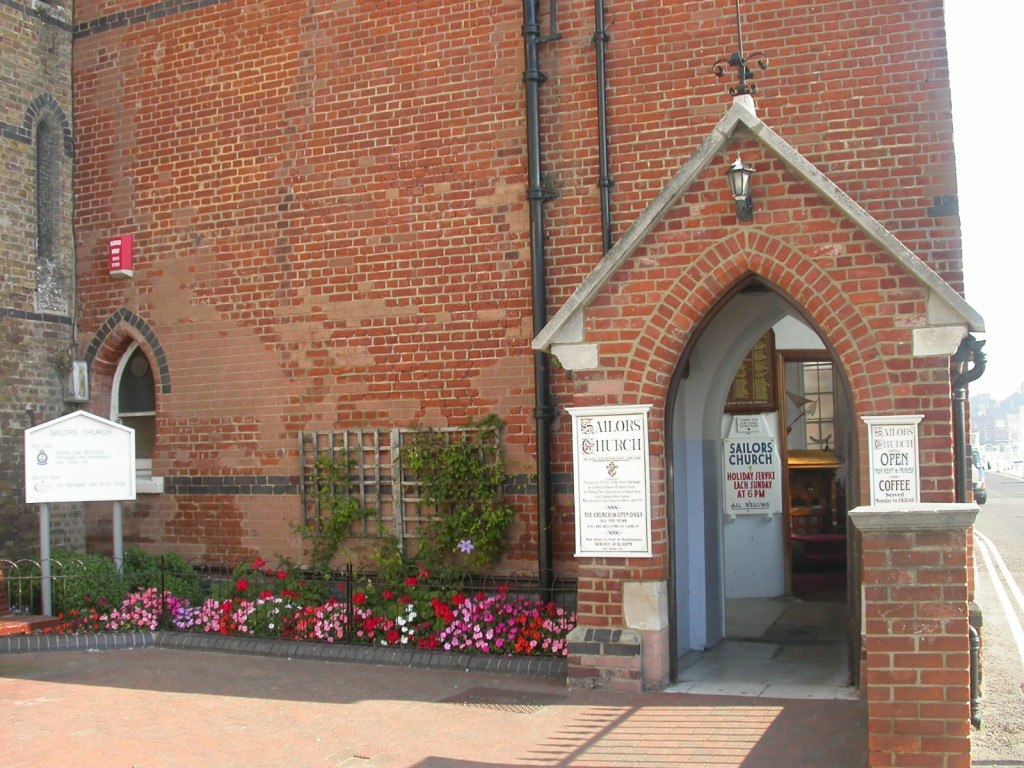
[863,414,923,505]
[568,405,653,558]
[25,410,136,503]
[24,411,136,616]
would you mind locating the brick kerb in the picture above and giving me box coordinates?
[0,631,567,679]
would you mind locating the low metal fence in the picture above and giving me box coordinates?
[1,555,577,648]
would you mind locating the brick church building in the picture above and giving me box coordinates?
[4,1,986,764]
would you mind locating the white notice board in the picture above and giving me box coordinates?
[25,411,136,503]
[569,405,653,558]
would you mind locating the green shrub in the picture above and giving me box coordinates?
[43,548,204,616]
[50,548,129,616]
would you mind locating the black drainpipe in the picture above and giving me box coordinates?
[951,335,986,503]
[523,0,556,597]
[594,0,614,253]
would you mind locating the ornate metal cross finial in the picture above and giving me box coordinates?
[712,0,768,96]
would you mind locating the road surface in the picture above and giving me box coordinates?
[971,471,1024,764]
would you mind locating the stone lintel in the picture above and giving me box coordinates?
[848,503,979,533]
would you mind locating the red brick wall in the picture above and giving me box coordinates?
[72,1,963,572]
[859,525,973,768]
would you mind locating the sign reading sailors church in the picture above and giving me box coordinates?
[722,415,782,518]
[568,405,653,558]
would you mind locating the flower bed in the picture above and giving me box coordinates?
[43,560,576,658]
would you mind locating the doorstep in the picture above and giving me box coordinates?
[0,614,60,637]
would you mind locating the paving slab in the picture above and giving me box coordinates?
[0,646,867,767]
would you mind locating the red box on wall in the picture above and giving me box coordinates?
[109,235,134,277]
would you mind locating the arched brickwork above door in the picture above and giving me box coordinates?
[85,308,171,394]
[620,231,905,417]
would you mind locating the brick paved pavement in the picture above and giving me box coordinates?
[0,646,867,767]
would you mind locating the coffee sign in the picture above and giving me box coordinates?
[568,405,653,558]
[863,414,923,505]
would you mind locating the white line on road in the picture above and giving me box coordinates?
[976,529,1024,618]
[974,531,1024,668]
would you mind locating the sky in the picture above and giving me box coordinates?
[944,1,1024,401]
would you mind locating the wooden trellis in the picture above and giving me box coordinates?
[298,427,497,555]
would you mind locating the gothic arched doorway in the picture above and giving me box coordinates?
[666,277,860,691]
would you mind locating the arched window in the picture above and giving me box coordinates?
[112,343,161,491]
[35,116,67,313]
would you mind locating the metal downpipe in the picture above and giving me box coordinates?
[522,0,554,596]
[969,624,982,728]
[595,0,614,253]
[951,335,986,503]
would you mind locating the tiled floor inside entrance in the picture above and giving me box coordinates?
[668,596,858,700]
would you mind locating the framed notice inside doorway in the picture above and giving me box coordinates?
[725,331,777,413]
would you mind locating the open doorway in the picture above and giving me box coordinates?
[781,354,849,600]
[668,280,859,693]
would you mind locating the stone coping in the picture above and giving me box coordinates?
[848,503,979,533]
[0,630,568,679]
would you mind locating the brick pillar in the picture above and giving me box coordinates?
[566,626,643,691]
[566,580,670,692]
[849,504,979,768]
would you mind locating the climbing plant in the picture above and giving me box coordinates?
[401,414,514,570]
[298,455,374,573]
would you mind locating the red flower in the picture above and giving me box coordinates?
[399,595,415,605]
[405,576,419,587]
[452,594,467,607]
[418,569,431,580]
[386,630,400,644]
[383,591,395,601]
[253,558,266,570]
[276,571,288,580]
[260,590,274,600]
[353,593,367,605]
[236,579,249,592]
